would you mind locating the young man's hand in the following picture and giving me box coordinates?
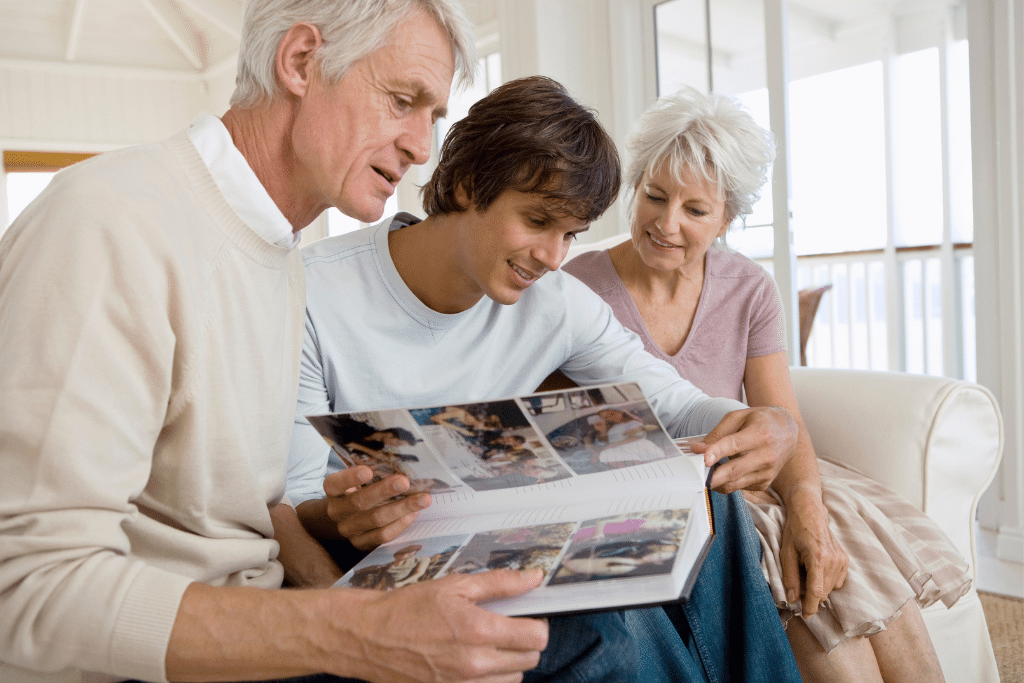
[297,466,431,550]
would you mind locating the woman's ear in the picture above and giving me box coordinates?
[275,22,323,98]
[717,214,733,239]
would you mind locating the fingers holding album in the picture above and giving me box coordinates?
[323,469,432,550]
[345,570,548,683]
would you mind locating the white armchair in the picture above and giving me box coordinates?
[790,367,1003,683]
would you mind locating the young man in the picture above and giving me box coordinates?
[288,75,803,683]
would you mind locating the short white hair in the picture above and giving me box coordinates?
[230,0,477,109]
[626,87,775,223]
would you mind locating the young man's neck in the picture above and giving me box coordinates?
[388,213,483,314]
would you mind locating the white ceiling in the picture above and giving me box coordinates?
[0,0,243,76]
[0,0,956,79]
[655,0,960,64]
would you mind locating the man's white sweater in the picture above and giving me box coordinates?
[0,130,305,682]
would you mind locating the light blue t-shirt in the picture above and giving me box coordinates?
[287,214,744,504]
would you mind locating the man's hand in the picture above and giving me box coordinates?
[779,487,848,616]
[168,570,547,683]
[340,570,548,683]
[297,466,431,551]
[690,406,798,493]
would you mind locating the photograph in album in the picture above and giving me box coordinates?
[306,383,716,616]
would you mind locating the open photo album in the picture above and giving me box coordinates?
[306,382,715,617]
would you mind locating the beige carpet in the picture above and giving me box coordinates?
[980,591,1023,683]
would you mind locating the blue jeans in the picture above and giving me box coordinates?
[629,490,802,682]
[214,492,800,683]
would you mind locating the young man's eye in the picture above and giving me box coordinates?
[563,231,580,242]
[529,216,547,227]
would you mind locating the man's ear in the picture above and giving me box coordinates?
[275,22,323,98]
[454,183,474,212]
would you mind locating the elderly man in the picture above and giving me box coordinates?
[0,1,597,682]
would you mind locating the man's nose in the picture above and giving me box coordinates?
[398,112,433,166]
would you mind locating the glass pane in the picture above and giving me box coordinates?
[948,40,974,244]
[868,260,888,370]
[892,48,943,247]
[656,0,773,259]
[960,254,975,382]
[850,262,869,370]
[485,52,502,92]
[655,0,710,95]
[435,53,501,157]
[807,263,832,367]
[831,264,850,368]
[6,172,57,228]
[924,257,944,375]
[903,259,924,374]
[435,66,490,153]
[789,62,887,255]
[655,0,769,97]
[327,207,363,236]
[733,89,772,228]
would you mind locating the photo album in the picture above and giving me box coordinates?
[306,382,715,617]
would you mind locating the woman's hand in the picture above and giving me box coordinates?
[780,486,848,616]
[693,406,798,493]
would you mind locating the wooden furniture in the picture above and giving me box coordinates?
[797,284,832,366]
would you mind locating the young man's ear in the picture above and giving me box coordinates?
[276,22,323,98]
[454,183,476,212]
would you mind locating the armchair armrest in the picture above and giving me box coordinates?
[788,367,1003,577]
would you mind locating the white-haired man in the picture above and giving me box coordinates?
[0,2,597,682]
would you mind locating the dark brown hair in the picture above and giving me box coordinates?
[421,75,621,222]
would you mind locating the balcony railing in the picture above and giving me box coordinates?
[757,244,975,381]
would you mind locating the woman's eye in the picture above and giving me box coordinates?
[645,193,665,203]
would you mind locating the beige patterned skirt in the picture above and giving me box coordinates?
[744,458,972,653]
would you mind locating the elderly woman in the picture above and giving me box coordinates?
[564,87,970,683]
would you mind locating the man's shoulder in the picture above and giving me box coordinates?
[44,138,182,205]
[301,225,377,264]
[525,268,604,306]
[301,213,420,266]
[2,136,195,259]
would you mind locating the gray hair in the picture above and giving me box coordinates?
[625,87,775,224]
[230,0,478,109]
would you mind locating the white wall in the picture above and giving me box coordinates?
[0,61,217,152]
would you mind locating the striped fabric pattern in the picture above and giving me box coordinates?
[744,458,972,653]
